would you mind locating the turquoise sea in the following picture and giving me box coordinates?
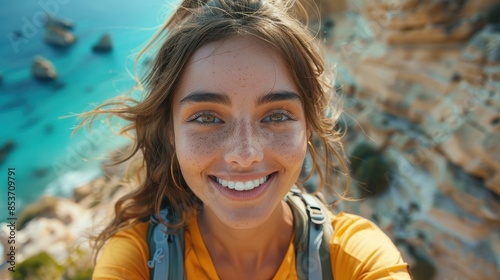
[0,0,178,220]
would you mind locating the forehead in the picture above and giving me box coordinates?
[174,36,300,102]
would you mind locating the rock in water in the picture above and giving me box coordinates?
[0,140,15,164]
[46,16,74,30]
[92,33,113,53]
[44,25,76,48]
[32,56,58,81]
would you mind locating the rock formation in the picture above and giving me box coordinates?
[92,33,113,53]
[0,173,132,279]
[31,56,58,81]
[46,16,74,30]
[0,140,15,164]
[44,25,76,48]
[44,15,76,48]
[324,0,500,279]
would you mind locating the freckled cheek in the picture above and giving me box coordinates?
[175,129,228,170]
[263,129,308,166]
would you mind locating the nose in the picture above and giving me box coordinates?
[223,120,264,167]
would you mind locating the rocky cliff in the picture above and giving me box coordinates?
[323,0,500,279]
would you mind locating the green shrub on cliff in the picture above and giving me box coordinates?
[13,251,63,280]
[349,143,393,198]
[68,268,93,280]
[63,247,94,280]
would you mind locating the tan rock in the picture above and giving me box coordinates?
[380,97,413,121]
[439,123,485,167]
[17,218,73,263]
[73,177,106,203]
[18,196,87,229]
[330,1,500,278]
[44,25,76,48]
[472,104,500,133]
[429,208,491,240]
[463,158,494,178]
[407,220,499,279]
[386,21,475,44]
[385,7,454,30]
[437,168,500,224]
[482,132,500,169]
[31,55,57,81]
[352,63,397,101]
[46,16,74,30]
[456,60,488,85]
[73,181,93,203]
[461,0,500,18]
[431,233,499,280]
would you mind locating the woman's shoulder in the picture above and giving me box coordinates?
[329,212,411,279]
[93,222,150,280]
[329,211,401,258]
[330,212,386,235]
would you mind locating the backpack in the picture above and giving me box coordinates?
[147,187,334,279]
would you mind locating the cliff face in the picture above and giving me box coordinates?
[324,0,500,279]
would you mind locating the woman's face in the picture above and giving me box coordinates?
[172,36,308,229]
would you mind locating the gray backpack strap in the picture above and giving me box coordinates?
[147,208,185,280]
[147,190,333,280]
[286,187,334,280]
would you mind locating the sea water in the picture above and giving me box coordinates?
[0,0,178,220]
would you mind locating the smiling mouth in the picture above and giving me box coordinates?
[210,173,273,191]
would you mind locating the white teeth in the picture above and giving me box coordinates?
[245,181,254,189]
[215,175,270,191]
[235,182,245,191]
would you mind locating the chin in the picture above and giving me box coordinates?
[215,207,275,230]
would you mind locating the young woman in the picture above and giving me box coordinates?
[89,0,411,279]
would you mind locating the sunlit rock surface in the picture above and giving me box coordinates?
[327,0,500,279]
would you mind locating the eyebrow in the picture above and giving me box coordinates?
[256,91,302,105]
[179,90,302,106]
[179,91,231,105]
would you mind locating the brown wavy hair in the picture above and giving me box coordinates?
[82,0,349,259]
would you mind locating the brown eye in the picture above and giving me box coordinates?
[190,112,223,124]
[263,111,293,123]
[200,115,216,122]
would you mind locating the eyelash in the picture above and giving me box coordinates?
[187,110,297,125]
[187,111,223,124]
[262,110,297,123]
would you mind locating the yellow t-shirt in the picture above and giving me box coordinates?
[93,212,410,279]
